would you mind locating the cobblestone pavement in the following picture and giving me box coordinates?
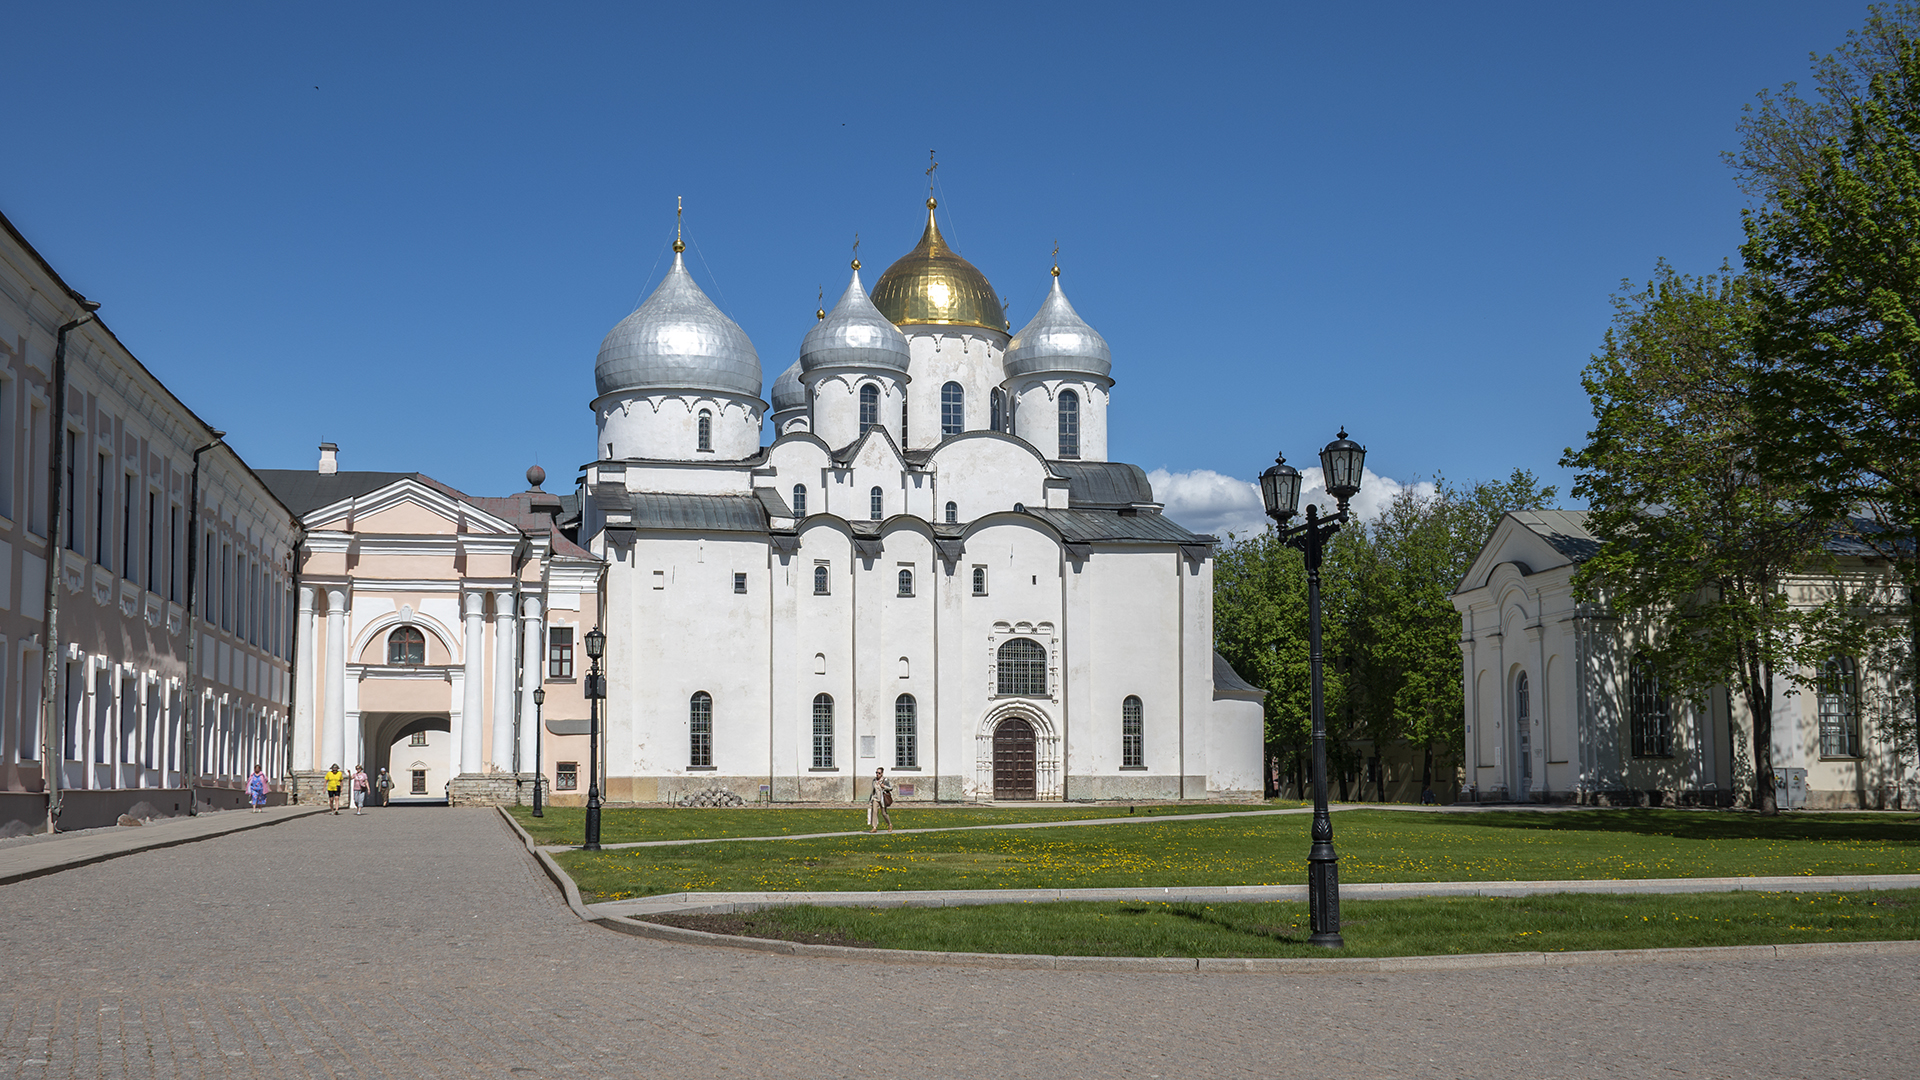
[2,808,1914,1079]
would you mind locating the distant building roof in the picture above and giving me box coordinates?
[1049,461,1155,508]
[1023,507,1212,545]
[1507,509,1600,563]
[256,470,468,516]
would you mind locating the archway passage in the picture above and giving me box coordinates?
[366,713,452,805]
[993,718,1036,800]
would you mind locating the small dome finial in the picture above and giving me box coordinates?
[1052,239,1060,277]
[851,231,861,272]
[926,196,937,211]
[526,464,546,491]
[816,284,825,320]
[672,196,685,253]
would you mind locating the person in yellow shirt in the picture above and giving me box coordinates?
[324,764,345,815]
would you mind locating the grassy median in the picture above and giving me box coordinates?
[644,888,1920,958]
[550,808,1920,901]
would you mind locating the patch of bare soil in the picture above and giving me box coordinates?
[645,911,879,948]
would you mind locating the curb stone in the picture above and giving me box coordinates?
[0,805,329,888]
[496,807,1920,973]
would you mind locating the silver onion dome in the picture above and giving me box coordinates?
[770,359,806,412]
[799,267,911,374]
[1005,273,1112,379]
[595,252,762,399]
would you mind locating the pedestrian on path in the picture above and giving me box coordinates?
[351,765,370,815]
[325,764,345,814]
[868,767,894,833]
[376,767,394,807]
[246,766,270,813]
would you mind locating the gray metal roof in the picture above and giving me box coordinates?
[1022,507,1212,545]
[799,268,911,374]
[1005,275,1112,378]
[595,252,763,400]
[258,470,441,516]
[1213,651,1265,700]
[1050,460,1154,508]
[1509,509,1600,563]
[770,359,807,411]
[624,493,768,533]
[753,486,794,518]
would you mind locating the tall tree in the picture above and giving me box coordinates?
[1565,263,1830,812]
[1741,35,1920,765]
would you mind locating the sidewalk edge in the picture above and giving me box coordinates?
[0,806,329,888]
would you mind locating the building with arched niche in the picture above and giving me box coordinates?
[580,200,1264,803]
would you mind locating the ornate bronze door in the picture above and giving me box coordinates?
[992,718,1036,800]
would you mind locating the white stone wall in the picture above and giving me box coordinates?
[900,328,1007,450]
[1009,375,1111,463]
[595,391,763,461]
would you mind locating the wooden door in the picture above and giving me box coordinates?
[993,718,1036,800]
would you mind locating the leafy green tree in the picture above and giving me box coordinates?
[1741,35,1920,765]
[1565,263,1832,812]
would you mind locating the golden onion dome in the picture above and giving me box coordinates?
[870,198,1007,332]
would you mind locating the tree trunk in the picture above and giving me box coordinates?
[1744,649,1778,814]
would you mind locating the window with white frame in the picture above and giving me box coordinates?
[548,626,575,678]
[870,486,883,520]
[814,563,830,595]
[1122,695,1144,767]
[555,762,577,790]
[792,484,807,517]
[896,694,917,768]
[1628,653,1671,758]
[733,572,747,594]
[972,566,986,596]
[697,409,712,452]
[388,626,426,665]
[690,691,713,767]
[859,384,880,432]
[897,568,913,596]
[1818,655,1861,757]
[1057,389,1080,459]
[941,381,964,435]
[945,501,957,524]
[812,693,834,767]
[996,638,1048,696]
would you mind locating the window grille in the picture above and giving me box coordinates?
[996,637,1048,696]
[555,762,577,791]
[1058,390,1080,459]
[548,627,575,678]
[697,409,712,452]
[859,384,879,432]
[942,381,964,435]
[945,501,957,524]
[411,769,429,794]
[733,572,747,594]
[1818,655,1861,757]
[814,564,829,594]
[690,691,713,767]
[792,484,807,517]
[812,693,834,767]
[990,388,1005,433]
[409,731,428,747]
[896,694,917,768]
[898,569,913,596]
[1628,653,1671,757]
[870,486,883,520]
[1122,695,1143,767]
[388,626,426,665]
[972,567,986,596]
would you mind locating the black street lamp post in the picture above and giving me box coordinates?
[531,686,546,818]
[1260,429,1367,949]
[582,627,606,850]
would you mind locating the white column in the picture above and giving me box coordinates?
[322,588,346,772]
[519,594,543,775]
[461,589,485,774]
[293,585,317,772]
[491,589,517,771]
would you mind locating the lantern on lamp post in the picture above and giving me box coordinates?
[531,686,547,818]
[582,626,607,850]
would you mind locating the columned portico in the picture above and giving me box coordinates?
[293,586,317,773]
[461,589,485,774]
[323,588,347,772]
[519,595,543,774]
[491,588,517,771]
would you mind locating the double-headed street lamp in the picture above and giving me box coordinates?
[1259,429,1366,949]
[531,686,547,818]
[581,626,607,850]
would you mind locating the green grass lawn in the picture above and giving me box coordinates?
[645,888,1920,958]
[553,808,1920,902]
[508,802,1288,846]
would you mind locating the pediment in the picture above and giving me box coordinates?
[304,478,519,537]
[1457,515,1574,595]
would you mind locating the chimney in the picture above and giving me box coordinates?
[318,442,339,475]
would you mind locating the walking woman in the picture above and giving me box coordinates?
[246,766,270,813]
[351,765,370,815]
[867,767,894,833]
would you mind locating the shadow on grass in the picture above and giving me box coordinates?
[1441,808,1920,844]
[1139,902,1309,945]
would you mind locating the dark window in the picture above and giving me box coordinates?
[812,693,834,768]
[996,637,1048,696]
[145,490,156,591]
[169,505,181,602]
[1628,653,1671,758]
[814,564,829,595]
[95,453,109,566]
[733,572,747,594]
[1818,655,1861,757]
[990,388,1005,433]
[63,431,79,552]
[945,501,957,524]
[941,381,964,435]
[972,567,986,596]
[859,384,879,432]
[897,569,913,597]
[870,486,883,520]
[409,731,428,747]
[555,762,578,791]
[121,473,134,579]
[388,626,426,665]
[548,627,575,678]
[792,484,807,517]
[690,691,713,767]
[411,769,428,794]
[896,694,917,768]
[1122,695,1144,767]
[697,409,712,452]
[221,543,232,630]
[901,394,908,443]
[1058,389,1080,459]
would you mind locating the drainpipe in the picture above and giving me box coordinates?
[182,431,225,814]
[39,298,100,833]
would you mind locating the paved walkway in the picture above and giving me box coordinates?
[0,804,325,886]
[2,806,1916,1079]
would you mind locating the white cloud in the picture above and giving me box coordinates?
[1147,466,1438,542]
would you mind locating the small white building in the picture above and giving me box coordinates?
[579,200,1264,802]
[1454,509,1915,809]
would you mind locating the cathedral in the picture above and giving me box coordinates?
[579,197,1264,803]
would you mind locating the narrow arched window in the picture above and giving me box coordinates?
[792,484,807,517]
[697,409,713,452]
[860,384,879,432]
[813,564,829,595]
[1818,655,1860,757]
[942,381,965,435]
[900,394,908,443]
[689,691,713,768]
[1628,653,1671,758]
[1122,695,1144,768]
[896,694,918,768]
[1057,389,1080,459]
[869,486,885,520]
[898,569,914,596]
[996,637,1047,696]
[387,626,425,666]
[972,566,986,595]
[945,501,957,524]
[812,693,835,768]
[990,388,1005,433]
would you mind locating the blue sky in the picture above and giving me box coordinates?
[2,1,1872,536]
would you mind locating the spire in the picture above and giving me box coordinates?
[673,196,685,253]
